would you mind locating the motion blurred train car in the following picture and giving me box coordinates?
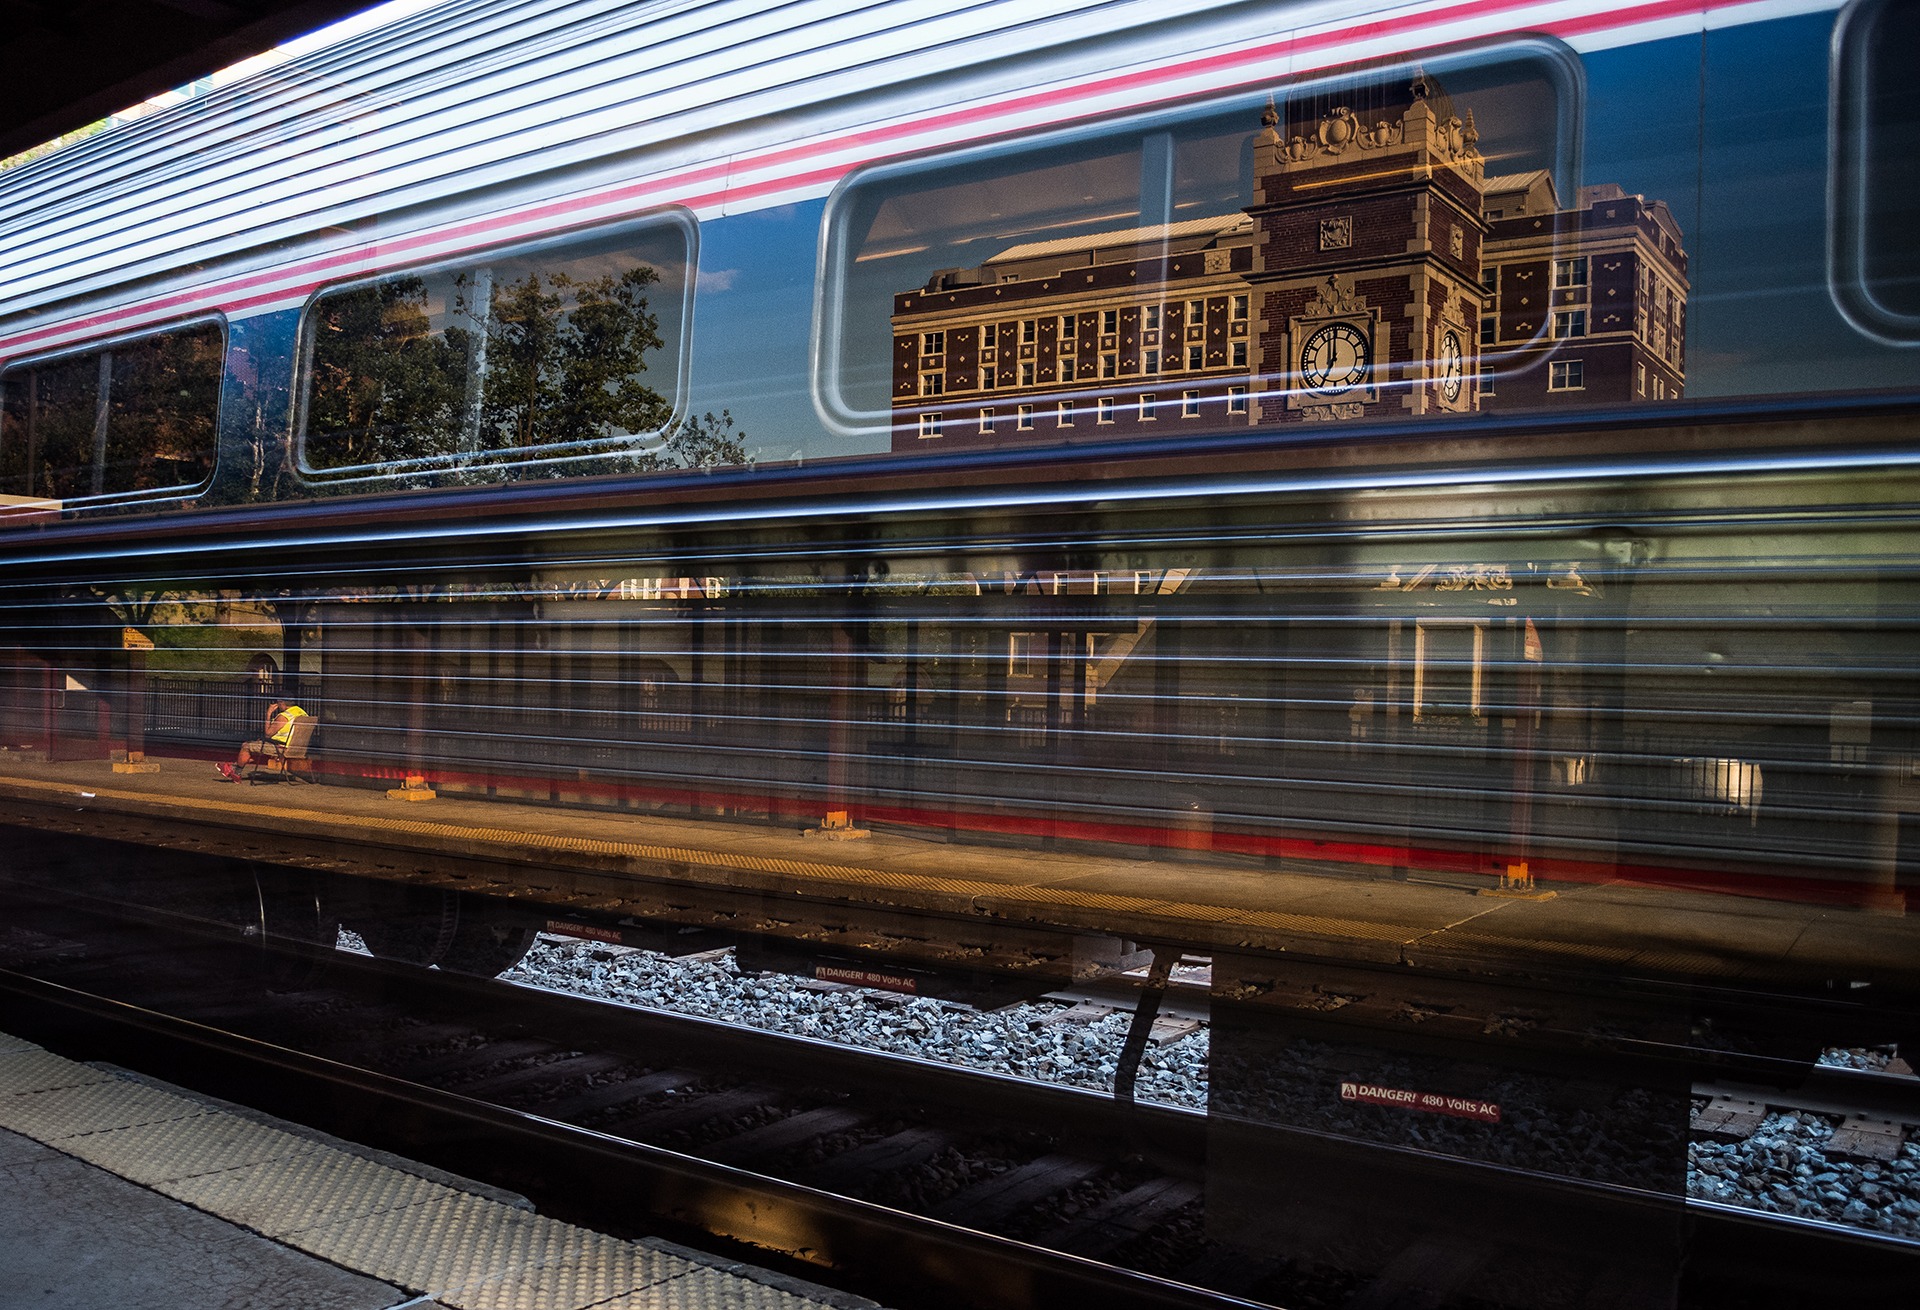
[2,0,1919,915]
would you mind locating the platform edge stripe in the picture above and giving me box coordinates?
[0,1046,117,1096]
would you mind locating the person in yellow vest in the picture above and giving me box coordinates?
[217,701,309,781]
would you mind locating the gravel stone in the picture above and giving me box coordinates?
[502,939,1209,1110]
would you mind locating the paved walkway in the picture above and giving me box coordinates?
[0,1030,875,1310]
[2,750,1915,989]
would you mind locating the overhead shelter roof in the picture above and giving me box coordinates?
[0,1,386,160]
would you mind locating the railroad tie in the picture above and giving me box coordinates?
[925,1152,1107,1226]
[1827,1116,1909,1162]
[1692,1096,1767,1142]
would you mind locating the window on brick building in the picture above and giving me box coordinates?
[1232,294,1249,320]
[981,323,997,348]
[1188,345,1203,370]
[1480,316,1496,346]
[1228,385,1248,413]
[1021,362,1035,385]
[1145,349,1160,374]
[1550,360,1584,390]
[978,408,995,433]
[921,372,944,396]
[921,331,945,355]
[1097,396,1116,423]
[1060,315,1076,340]
[1140,393,1158,420]
[1058,400,1075,426]
[1480,266,1498,293]
[1144,305,1161,330]
[1478,366,1495,396]
[1102,309,1118,334]
[1181,390,1200,417]
[980,367,997,390]
[918,412,942,438]
[1022,320,1037,344]
[1636,362,1645,395]
[1553,310,1586,338]
[1102,353,1118,378]
[1231,341,1247,367]
[1187,299,1204,323]
[1017,404,1034,429]
[1060,359,1076,383]
[1553,257,1587,289]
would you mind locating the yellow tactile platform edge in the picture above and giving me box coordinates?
[0,773,1452,950]
[0,1032,860,1310]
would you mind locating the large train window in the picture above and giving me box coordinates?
[815,40,1581,448]
[1830,0,1920,343]
[0,319,223,510]
[295,212,697,483]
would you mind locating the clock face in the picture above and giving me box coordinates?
[1300,322,1371,396]
[1438,328,1463,403]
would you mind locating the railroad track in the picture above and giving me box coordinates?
[3,871,1918,1308]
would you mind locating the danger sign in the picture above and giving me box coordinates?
[816,964,919,994]
[1340,1081,1501,1123]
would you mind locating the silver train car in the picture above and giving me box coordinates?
[2,0,1919,924]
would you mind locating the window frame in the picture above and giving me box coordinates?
[294,208,697,482]
[1549,359,1585,390]
[1553,257,1588,290]
[918,411,943,439]
[810,39,1583,437]
[0,313,228,508]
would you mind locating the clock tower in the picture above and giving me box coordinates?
[1246,77,1487,423]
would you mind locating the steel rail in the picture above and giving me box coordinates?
[3,882,1917,1305]
[0,965,1258,1310]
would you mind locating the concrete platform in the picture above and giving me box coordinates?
[1,753,1916,991]
[0,1030,876,1310]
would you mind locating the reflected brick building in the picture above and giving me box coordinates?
[1478,172,1689,408]
[891,78,1688,449]
[887,214,1258,448]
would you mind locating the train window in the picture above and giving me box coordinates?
[818,41,1579,446]
[0,319,223,508]
[1831,0,1920,341]
[296,215,694,482]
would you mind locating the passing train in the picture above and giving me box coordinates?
[2,0,1920,934]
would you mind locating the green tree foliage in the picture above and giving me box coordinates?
[303,261,738,483]
[304,276,468,471]
[476,265,669,452]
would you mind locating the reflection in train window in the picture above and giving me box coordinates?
[1831,0,1920,341]
[0,319,223,507]
[820,42,1582,449]
[297,217,695,482]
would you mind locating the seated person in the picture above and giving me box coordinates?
[217,700,309,781]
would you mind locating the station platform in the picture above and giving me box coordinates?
[1,752,1916,992]
[0,1028,875,1310]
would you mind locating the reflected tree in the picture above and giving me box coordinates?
[304,261,741,481]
